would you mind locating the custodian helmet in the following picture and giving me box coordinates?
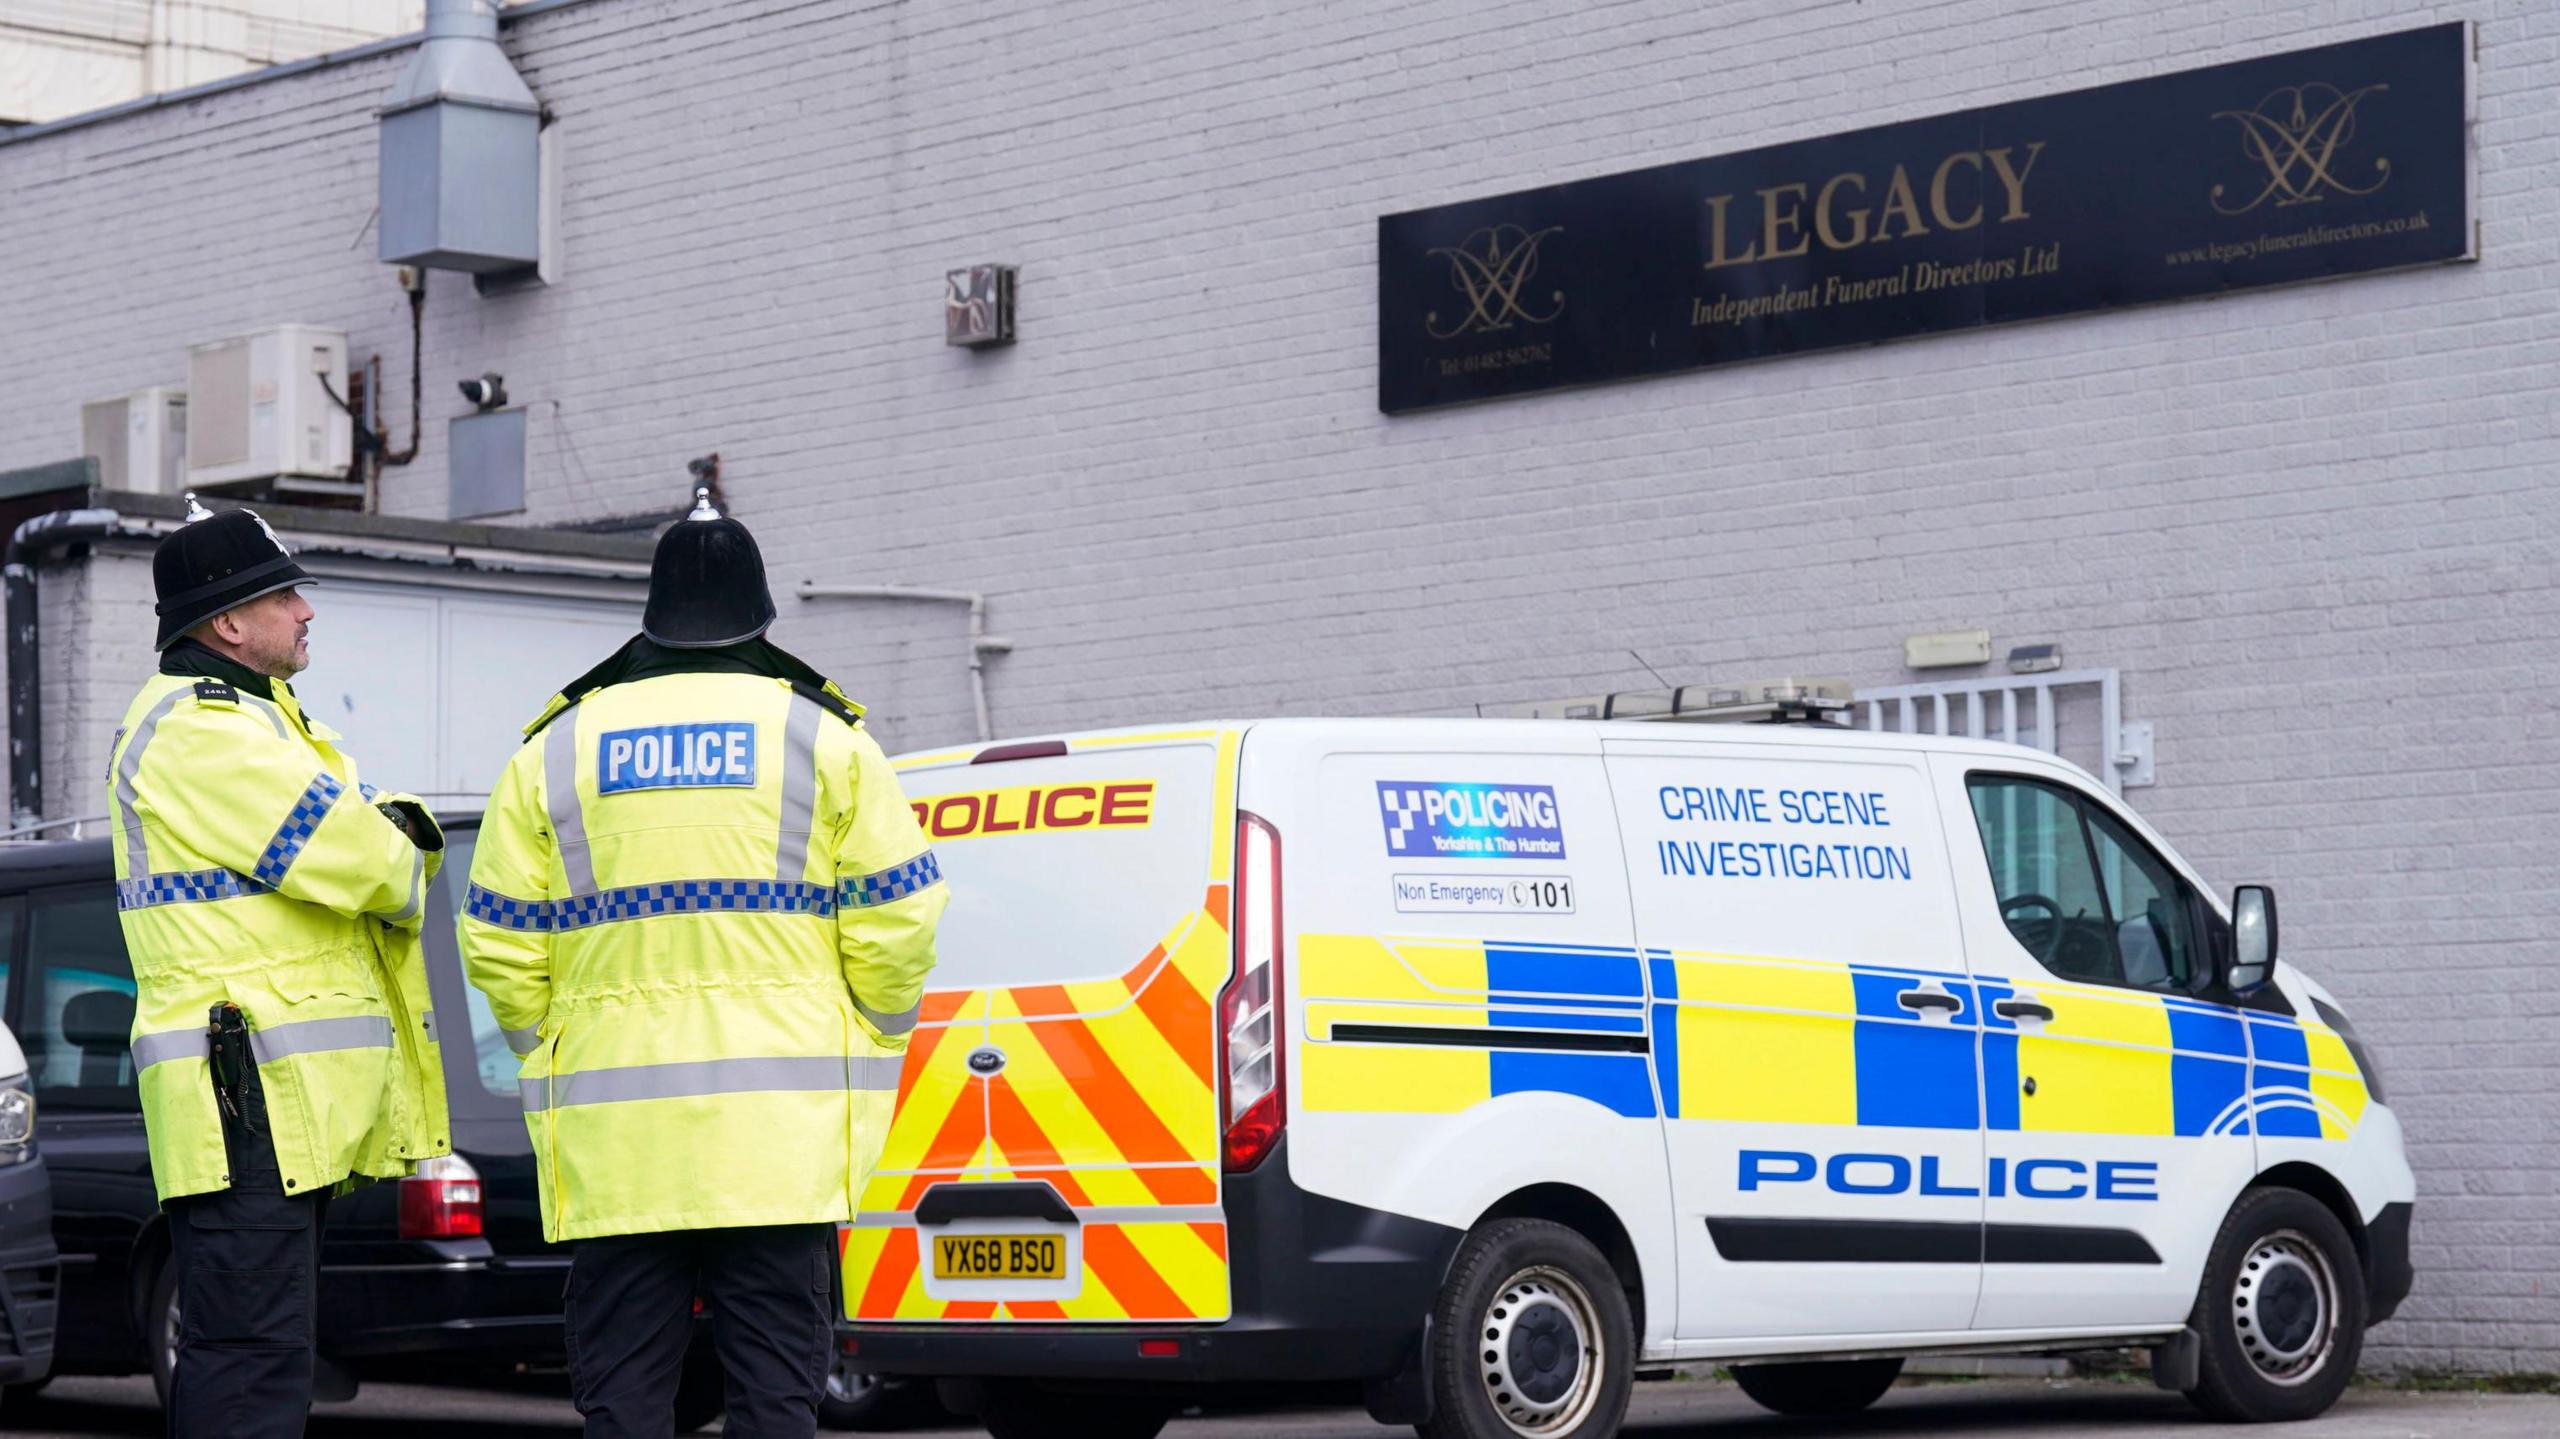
[642,489,778,648]
[151,497,316,651]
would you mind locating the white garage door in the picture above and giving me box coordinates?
[295,579,640,802]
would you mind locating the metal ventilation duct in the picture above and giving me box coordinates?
[378,0,540,274]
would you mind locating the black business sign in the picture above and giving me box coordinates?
[1379,24,2472,414]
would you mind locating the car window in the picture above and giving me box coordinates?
[2083,804,2201,991]
[0,894,22,1029]
[418,832,521,1104]
[1966,774,2200,994]
[25,885,142,1111]
[1967,776,2116,983]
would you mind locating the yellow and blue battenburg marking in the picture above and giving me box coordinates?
[1303,936,2368,1139]
[1299,938,1655,1118]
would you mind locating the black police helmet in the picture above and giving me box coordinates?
[642,490,777,648]
[152,498,316,651]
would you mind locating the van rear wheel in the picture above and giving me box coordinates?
[2183,1186,2365,1422]
[1731,1357,1902,1415]
[1420,1218,1634,1439]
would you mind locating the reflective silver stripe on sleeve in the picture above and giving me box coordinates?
[114,688,190,883]
[247,1014,396,1065]
[505,1025,543,1057]
[519,1054,905,1113]
[774,694,824,883]
[132,1027,208,1069]
[420,1009,438,1044]
[544,708,598,897]
[240,695,292,740]
[854,996,923,1037]
[380,846,426,924]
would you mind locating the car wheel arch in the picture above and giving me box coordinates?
[1472,1183,1647,1340]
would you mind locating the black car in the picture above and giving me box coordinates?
[0,823,759,1427]
[0,823,939,1432]
[1,1012,61,1406]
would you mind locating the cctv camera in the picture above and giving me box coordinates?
[458,373,508,411]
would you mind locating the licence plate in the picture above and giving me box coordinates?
[932,1233,1066,1281]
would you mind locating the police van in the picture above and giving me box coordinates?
[842,710,2413,1439]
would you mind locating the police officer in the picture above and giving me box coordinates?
[108,497,450,1439]
[460,491,945,1439]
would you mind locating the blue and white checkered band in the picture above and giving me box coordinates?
[842,851,943,909]
[116,867,273,911]
[1378,785,1425,852]
[253,772,346,887]
[465,883,553,932]
[551,879,838,931]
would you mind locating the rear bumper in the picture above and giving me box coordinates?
[0,1157,59,1386]
[321,1253,573,1365]
[2365,1201,2413,1326]
[846,1136,1461,1387]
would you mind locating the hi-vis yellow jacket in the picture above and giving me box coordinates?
[459,670,946,1242]
[108,670,450,1203]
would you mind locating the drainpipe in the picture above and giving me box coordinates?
[795,583,1009,743]
[7,508,122,826]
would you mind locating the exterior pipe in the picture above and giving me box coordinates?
[7,508,123,826]
[794,583,1008,743]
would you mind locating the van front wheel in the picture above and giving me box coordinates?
[1421,1218,1635,1439]
[2184,1186,2365,1422]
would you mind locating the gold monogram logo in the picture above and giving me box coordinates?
[2211,83,2391,215]
[1426,225,1564,339]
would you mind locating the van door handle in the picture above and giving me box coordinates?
[1896,988,1964,1015]
[1994,998,2056,1023]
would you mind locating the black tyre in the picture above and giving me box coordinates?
[1731,1357,1903,1416]
[146,1253,180,1411]
[2184,1186,2365,1422]
[1419,1218,1635,1439]
[820,1358,943,1431]
[977,1382,1169,1439]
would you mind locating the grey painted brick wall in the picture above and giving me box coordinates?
[4,0,2556,1372]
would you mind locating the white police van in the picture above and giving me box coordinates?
[845,708,2413,1438]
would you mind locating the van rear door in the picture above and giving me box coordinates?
[845,730,1239,1325]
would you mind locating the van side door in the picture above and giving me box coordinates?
[1604,739,1983,1342]
[1930,755,2257,1333]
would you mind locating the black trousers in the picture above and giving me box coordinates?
[165,1024,331,1439]
[566,1223,837,1439]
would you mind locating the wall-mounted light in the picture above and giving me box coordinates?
[2008,642,2063,674]
[1903,628,1991,669]
[946,265,1016,347]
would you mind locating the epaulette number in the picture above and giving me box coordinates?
[193,679,239,705]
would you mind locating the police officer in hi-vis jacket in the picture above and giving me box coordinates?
[108,497,449,1439]
[460,490,945,1439]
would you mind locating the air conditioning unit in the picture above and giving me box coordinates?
[184,325,354,491]
[80,386,188,494]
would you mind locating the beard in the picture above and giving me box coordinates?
[252,632,309,679]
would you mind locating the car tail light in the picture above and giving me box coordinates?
[398,1152,484,1238]
[1219,810,1285,1173]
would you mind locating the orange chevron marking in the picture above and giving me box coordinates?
[1128,952,1216,1093]
[857,1229,919,1318]
[1192,1223,1227,1261]
[1005,1300,1068,1320]
[1009,992,1194,1167]
[922,989,972,1023]
[1086,1225,1192,1319]
[894,1021,952,1112]
[946,1301,998,1320]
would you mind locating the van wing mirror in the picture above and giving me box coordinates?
[2226,885,2277,995]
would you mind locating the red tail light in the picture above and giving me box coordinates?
[398,1153,484,1238]
[1219,810,1285,1173]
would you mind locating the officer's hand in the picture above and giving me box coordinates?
[377,800,429,848]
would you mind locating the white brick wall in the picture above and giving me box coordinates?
[4,0,2556,1372]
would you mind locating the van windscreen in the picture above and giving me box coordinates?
[897,739,1219,990]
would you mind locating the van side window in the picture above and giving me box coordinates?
[1965,776,2200,993]
[24,885,142,1111]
